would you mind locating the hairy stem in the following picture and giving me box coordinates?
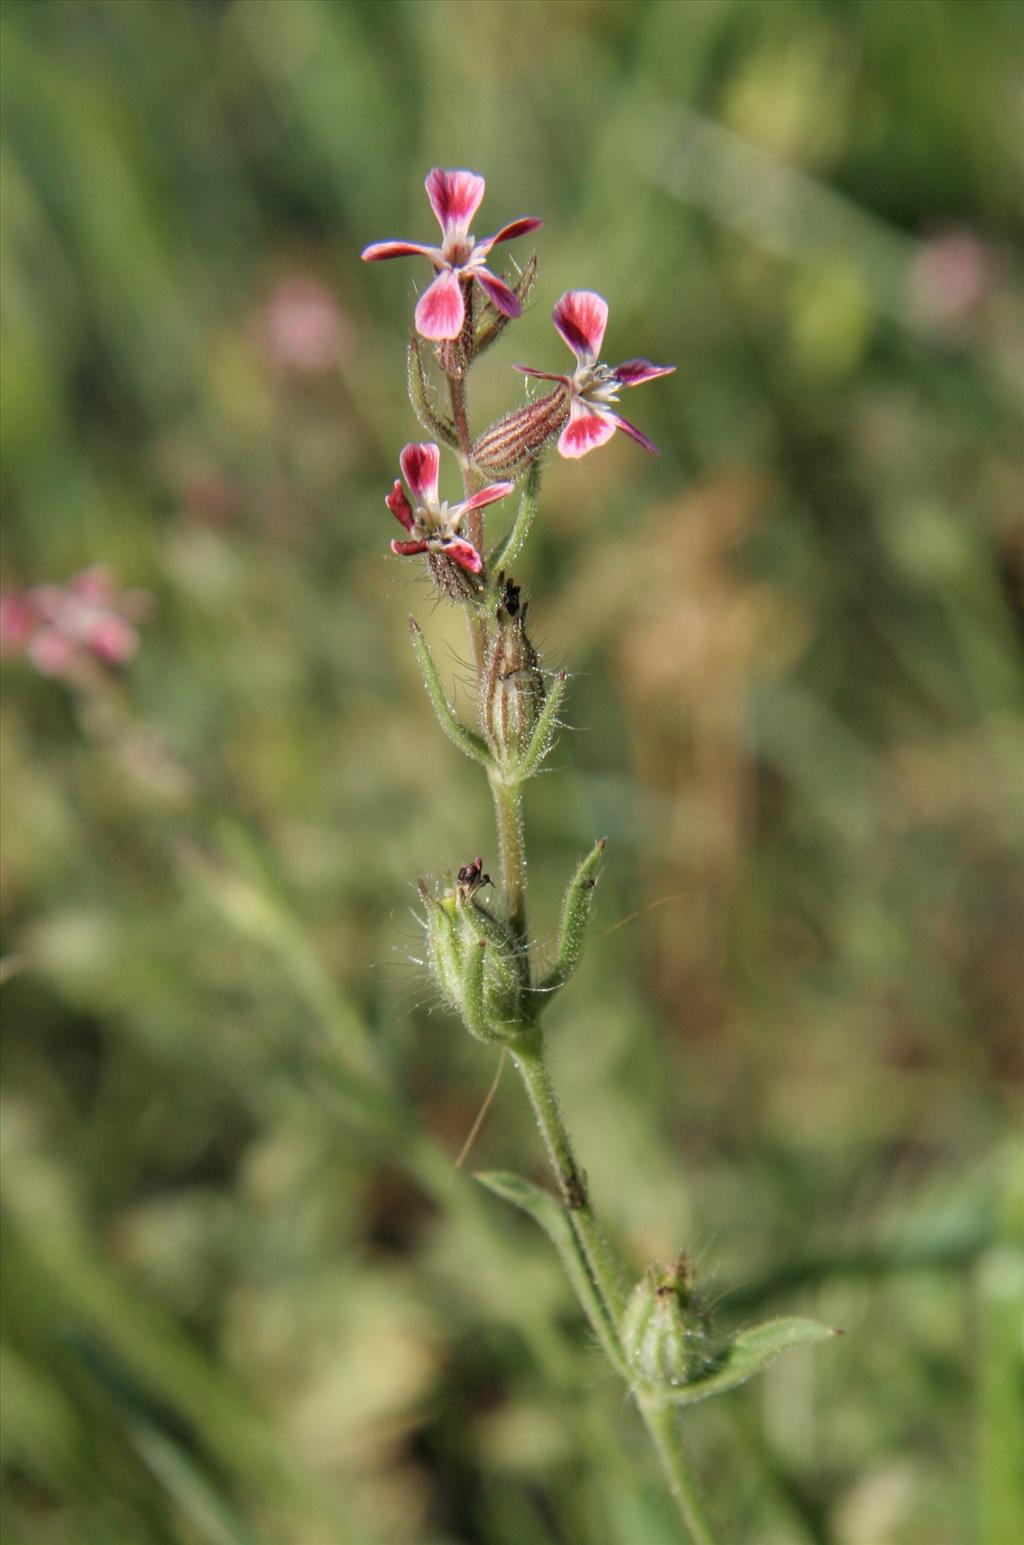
[511,1039,627,1336]
[490,774,528,948]
[636,1396,721,1545]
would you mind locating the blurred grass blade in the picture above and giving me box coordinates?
[128,1421,265,1545]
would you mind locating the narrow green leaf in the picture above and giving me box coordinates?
[487,457,542,574]
[476,1169,626,1374]
[538,837,606,999]
[406,336,458,449]
[409,618,493,766]
[660,1317,841,1406]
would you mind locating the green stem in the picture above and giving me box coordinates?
[489,774,528,947]
[636,1395,721,1545]
[511,1040,627,1333]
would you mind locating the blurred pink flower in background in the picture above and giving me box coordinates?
[261,276,352,373]
[1,567,152,680]
[910,228,995,328]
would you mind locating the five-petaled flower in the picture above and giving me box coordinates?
[362,169,541,342]
[515,290,675,459]
[387,443,514,575]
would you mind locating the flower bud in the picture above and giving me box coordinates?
[420,862,527,1040]
[474,255,538,359]
[480,578,546,771]
[621,1256,714,1389]
[471,390,569,478]
[420,880,467,1019]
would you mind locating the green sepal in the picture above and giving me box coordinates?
[457,900,526,1035]
[459,937,500,1043]
[476,1170,627,1375]
[406,337,459,450]
[538,838,605,1000]
[409,618,493,767]
[464,896,527,990]
[655,1317,841,1406]
[487,458,542,579]
[509,669,568,782]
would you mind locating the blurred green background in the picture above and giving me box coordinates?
[2,1,1022,1541]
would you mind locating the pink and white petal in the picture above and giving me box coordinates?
[610,411,660,455]
[557,402,617,459]
[414,269,465,340]
[474,217,543,256]
[512,365,573,384]
[441,537,484,574]
[614,358,676,387]
[361,240,442,264]
[87,615,138,665]
[399,443,441,507]
[391,538,430,557]
[28,627,78,677]
[474,268,521,319]
[456,481,515,516]
[425,168,486,236]
[552,290,608,363]
[386,479,415,530]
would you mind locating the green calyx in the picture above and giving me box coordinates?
[421,863,530,1042]
[622,1256,715,1391]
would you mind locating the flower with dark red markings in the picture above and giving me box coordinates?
[514,290,674,459]
[362,169,541,342]
[386,443,513,575]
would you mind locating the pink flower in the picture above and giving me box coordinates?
[515,290,674,459]
[261,276,352,373]
[1,567,152,680]
[386,443,513,574]
[362,169,541,341]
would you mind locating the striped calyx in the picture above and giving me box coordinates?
[480,578,545,771]
[621,1257,714,1390]
[471,389,569,478]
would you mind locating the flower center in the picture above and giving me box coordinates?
[414,498,456,536]
[575,362,620,406]
[444,232,476,268]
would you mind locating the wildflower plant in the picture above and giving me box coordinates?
[364,168,837,1542]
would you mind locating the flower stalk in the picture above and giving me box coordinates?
[365,166,834,1543]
